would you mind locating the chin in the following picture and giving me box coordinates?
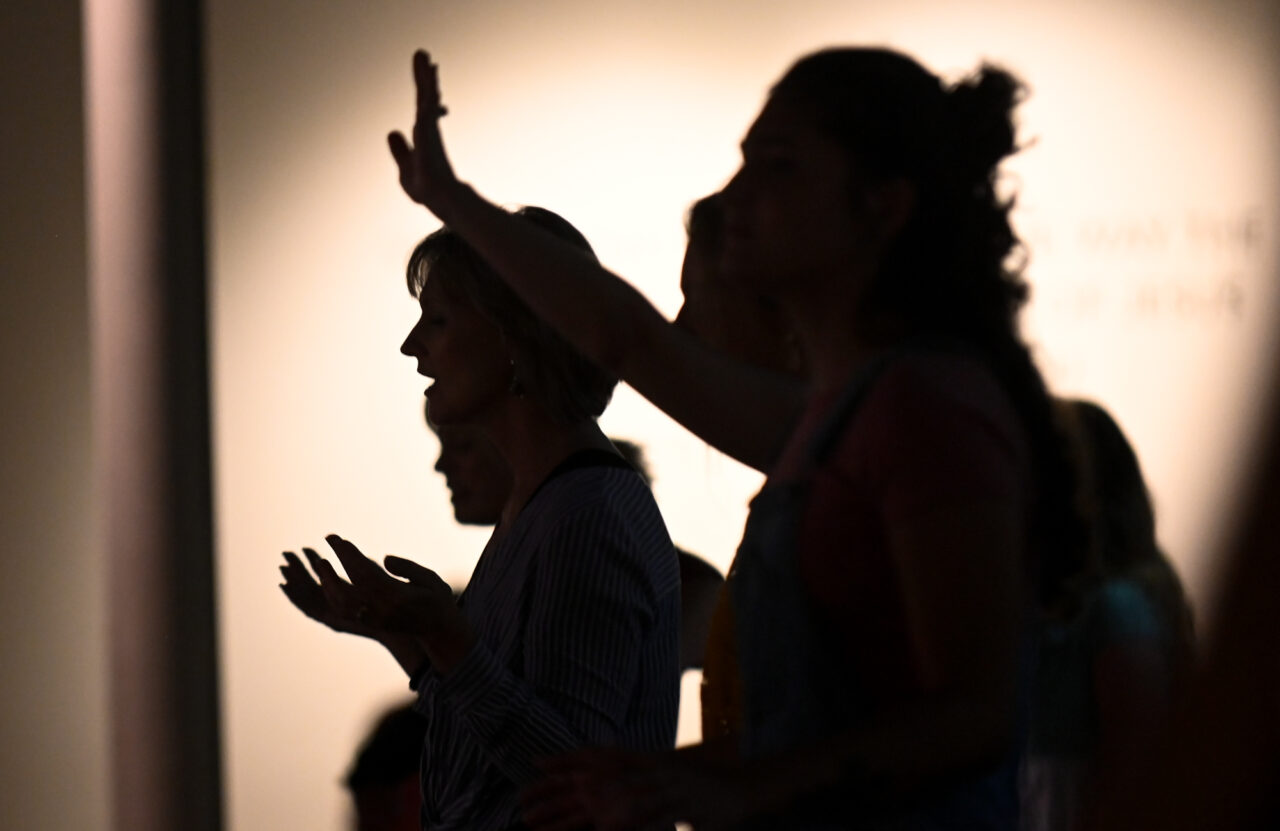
[454,509,491,526]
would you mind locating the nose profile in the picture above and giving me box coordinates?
[401,317,426,359]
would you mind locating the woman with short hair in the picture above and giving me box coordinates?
[280,206,680,831]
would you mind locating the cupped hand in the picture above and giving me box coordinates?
[279,535,447,637]
[387,49,463,213]
[279,547,383,638]
[521,745,759,831]
[382,553,475,672]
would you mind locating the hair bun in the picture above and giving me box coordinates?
[945,65,1023,186]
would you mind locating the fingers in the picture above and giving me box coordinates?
[304,545,354,609]
[280,550,311,584]
[280,550,334,624]
[413,49,448,119]
[281,550,322,598]
[384,555,449,591]
[388,130,412,169]
[326,534,388,588]
[302,546,338,583]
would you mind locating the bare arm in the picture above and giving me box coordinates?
[388,51,803,471]
[774,499,1024,804]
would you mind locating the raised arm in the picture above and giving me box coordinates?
[388,51,802,471]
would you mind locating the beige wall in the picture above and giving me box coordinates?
[0,2,110,829]
[206,2,1280,830]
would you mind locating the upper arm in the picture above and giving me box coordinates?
[871,366,1029,747]
[887,502,1023,724]
[441,190,804,471]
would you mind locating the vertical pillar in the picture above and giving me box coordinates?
[84,1,222,829]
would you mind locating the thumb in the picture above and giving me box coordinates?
[385,555,446,588]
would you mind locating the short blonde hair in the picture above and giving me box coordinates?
[406,207,616,424]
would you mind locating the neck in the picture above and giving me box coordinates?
[478,397,612,528]
[782,278,904,395]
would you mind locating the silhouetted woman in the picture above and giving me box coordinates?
[387,47,1080,829]
[279,207,680,831]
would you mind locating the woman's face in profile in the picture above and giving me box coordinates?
[433,424,510,526]
[676,244,798,374]
[720,94,865,299]
[400,270,510,426]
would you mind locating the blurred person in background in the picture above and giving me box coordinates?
[1022,398,1194,831]
[346,702,427,831]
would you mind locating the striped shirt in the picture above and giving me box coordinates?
[413,454,681,830]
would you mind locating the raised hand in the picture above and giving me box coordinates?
[387,49,463,213]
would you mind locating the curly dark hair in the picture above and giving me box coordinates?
[773,47,1086,604]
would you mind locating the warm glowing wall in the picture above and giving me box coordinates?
[206,2,1280,829]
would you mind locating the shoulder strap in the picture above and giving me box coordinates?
[803,350,903,471]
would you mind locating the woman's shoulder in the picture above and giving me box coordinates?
[527,464,679,596]
[527,463,671,547]
[772,348,1025,485]
[532,461,660,515]
[851,348,1028,467]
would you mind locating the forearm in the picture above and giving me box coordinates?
[379,633,431,678]
[731,685,1018,823]
[435,642,593,785]
[431,181,647,375]
[425,182,804,469]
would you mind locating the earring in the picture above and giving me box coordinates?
[508,358,525,397]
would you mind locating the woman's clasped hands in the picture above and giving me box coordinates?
[279,534,474,672]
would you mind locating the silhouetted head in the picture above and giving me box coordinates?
[1064,399,1159,573]
[400,207,617,426]
[724,47,1026,347]
[425,401,510,526]
[346,703,427,831]
[675,192,802,374]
